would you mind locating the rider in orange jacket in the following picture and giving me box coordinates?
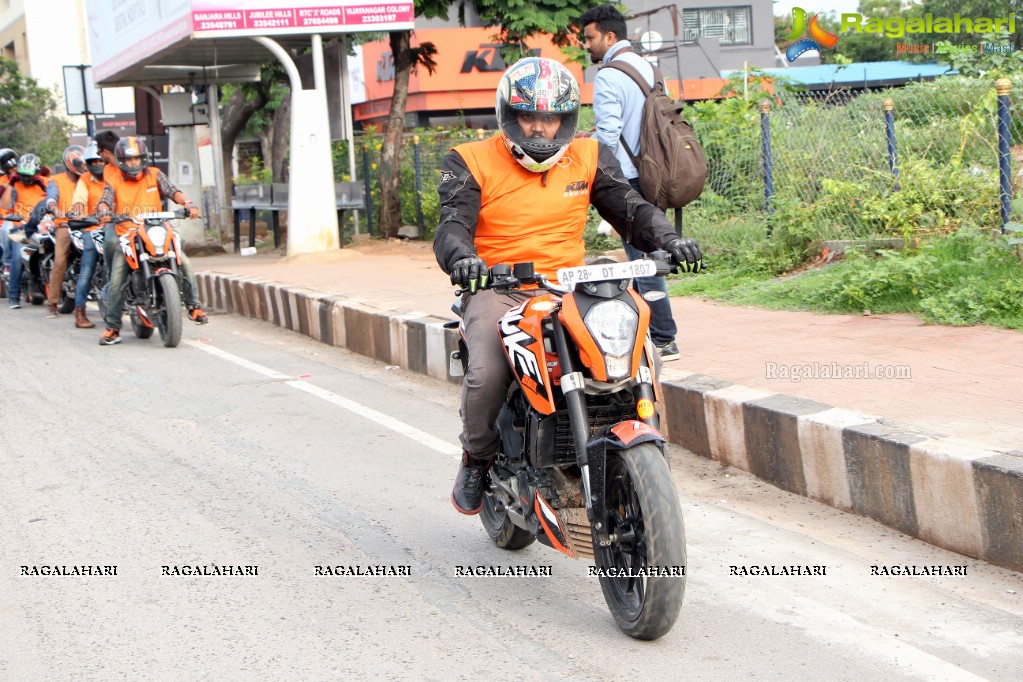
[96,136,207,345]
[433,57,702,514]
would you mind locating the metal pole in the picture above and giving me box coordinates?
[883,98,900,191]
[339,35,360,235]
[362,143,374,235]
[670,7,683,101]
[760,99,774,220]
[207,84,231,240]
[413,134,425,234]
[996,78,1013,232]
[78,65,95,138]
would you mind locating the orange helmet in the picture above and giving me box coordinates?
[62,145,87,177]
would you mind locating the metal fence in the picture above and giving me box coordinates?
[345,75,1021,254]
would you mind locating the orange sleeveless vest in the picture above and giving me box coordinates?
[7,178,47,220]
[108,167,162,235]
[454,134,599,281]
[52,172,78,226]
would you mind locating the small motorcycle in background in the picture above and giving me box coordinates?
[2,213,49,306]
[60,217,107,313]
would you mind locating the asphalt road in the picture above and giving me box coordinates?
[1,308,1021,680]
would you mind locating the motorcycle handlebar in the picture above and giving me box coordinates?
[109,208,197,224]
[454,251,695,297]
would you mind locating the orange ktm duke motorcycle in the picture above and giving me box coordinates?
[448,255,686,640]
[101,210,187,348]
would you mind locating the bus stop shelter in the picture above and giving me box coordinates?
[85,0,414,255]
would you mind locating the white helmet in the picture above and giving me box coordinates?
[496,57,580,173]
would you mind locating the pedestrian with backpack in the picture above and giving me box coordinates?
[579,4,679,360]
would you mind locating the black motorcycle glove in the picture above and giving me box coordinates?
[665,237,703,273]
[449,256,489,294]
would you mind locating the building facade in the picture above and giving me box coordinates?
[352,0,778,128]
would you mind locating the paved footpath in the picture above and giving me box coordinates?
[192,241,1023,572]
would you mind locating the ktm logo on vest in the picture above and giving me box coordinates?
[563,180,589,196]
[460,44,540,73]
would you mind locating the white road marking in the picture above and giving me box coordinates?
[186,339,462,457]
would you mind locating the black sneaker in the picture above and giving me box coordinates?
[656,340,680,362]
[451,451,493,515]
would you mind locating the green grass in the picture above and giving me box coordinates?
[667,228,1023,330]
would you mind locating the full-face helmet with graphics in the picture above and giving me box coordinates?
[496,57,580,173]
[62,145,87,178]
[114,136,149,180]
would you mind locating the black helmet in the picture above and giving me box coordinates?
[62,145,87,177]
[495,57,580,173]
[114,136,148,180]
[0,148,17,173]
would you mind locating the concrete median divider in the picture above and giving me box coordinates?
[196,272,1023,573]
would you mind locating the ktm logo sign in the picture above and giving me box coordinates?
[461,44,540,73]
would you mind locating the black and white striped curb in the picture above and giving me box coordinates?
[197,272,1023,573]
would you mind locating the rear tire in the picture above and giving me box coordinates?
[480,479,536,550]
[594,442,686,640]
[132,313,154,339]
[156,272,182,348]
[58,267,77,314]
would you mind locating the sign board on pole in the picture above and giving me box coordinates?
[189,1,414,38]
[62,65,105,116]
[87,1,415,83]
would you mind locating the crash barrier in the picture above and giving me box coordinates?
[231,182,366,252]
[196,271,1023,574]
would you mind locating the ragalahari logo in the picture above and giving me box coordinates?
[785,8,840,62]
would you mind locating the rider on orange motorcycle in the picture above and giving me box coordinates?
[95,136,207,345]
[433,56,702,515]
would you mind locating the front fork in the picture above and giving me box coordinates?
[137,257,180,307]
[550,313,613,547]
[551,312,662,549]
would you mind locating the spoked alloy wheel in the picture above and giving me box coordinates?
[594,442,686,640]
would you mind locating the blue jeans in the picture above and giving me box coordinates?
[104,248,130,330]
[623,178,677,346]
[75,232,101,307]
[103,241,201,330]
[2,221,24,303]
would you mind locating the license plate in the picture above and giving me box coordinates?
[557,259,657,286]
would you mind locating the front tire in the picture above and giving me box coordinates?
[595,442,686,640]
[156,272,182,348]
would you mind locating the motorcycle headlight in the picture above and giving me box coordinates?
[583,300,639,359]
[146,225,167,255]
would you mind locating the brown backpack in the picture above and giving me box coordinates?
[599,56,707,210]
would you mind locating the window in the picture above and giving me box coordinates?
[682,6,752,46]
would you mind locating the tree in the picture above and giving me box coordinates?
[921,0,1023,51]
[0,57,70,163]
[376,0,594,236]
[218,62,291,188]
